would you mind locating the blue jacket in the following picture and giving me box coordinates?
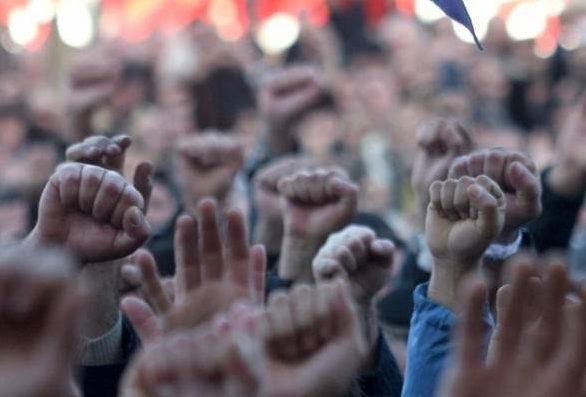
[401,283,494,397]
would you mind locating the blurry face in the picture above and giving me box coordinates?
[0,200,28,244]
[0,116,26,152]
[146,181,178,230]
[297,110,341,158]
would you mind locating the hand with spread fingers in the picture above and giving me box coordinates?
[411,118,475,227]
[0,248,83,397]
[449,148,541,243]
[262,281,367,397]
[120,309,265,397]
[121,199,266,344]
[66,134,153,209]
[174,133,244,213]
[426,176,506,311]
[24,163,151,264]
[438,262,586,397]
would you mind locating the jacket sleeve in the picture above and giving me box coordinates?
[527,167,585,253]
[401,283,493,397]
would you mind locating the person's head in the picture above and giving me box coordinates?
[0,190,29,244]
[0,103,28,154]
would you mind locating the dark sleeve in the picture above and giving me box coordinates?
[79,316,139,397]
[352,333,403,397]
[527,167,584,253]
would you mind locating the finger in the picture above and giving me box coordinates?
[225,209,251,289]
[453,176,475,219]
[251,245,266,305]
[133,162,154,212]
[466,151,485,177]
[58,163,83,210]
[111,185,145,228]
[555,287,586,386]
[334,246,356,274]
[440,179,459,221]
[66,142,103,164]
[115,207,151,256]
[135,249,171,314]
[174,214,201,300]
[92,170,126,221]
[449,155,469,179]
[528,263,569,362]
[326,176,358,204]
[467,183,502,240]
[487,262,532,366]
[370,239,395,268]
[79,164,106,214]
[454,279,487,369]
[290,284,317,353]
[507,162,541,213]
[121,296,164,343]
[483,149,507,183]
[197,199,225,281]
[429,180,444,217]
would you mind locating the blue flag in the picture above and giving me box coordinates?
[432,0,483,50]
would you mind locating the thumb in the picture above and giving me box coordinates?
[115,207,151,255]
[467,184,503,240]
[508,162,541,208]
[121,296,163,344]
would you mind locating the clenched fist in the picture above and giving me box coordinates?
[449,149,541,243]
[279,169,358,241]
[426,176,506,265]
[25,163,150,264]
[313,225,394,302]
[174,133,244,212]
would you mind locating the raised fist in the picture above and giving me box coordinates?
[313,225,395,301]
[65,134,153,208]
[279,169,358,241]
[174,133,244,212]
[411,118,474,226]
[259,66,323,131]
[26,163,150,264]
[426,176,506,265]
[0,248,82,397]
[263,281,367,397]
[449,149,541,242]
[67,50,119,114]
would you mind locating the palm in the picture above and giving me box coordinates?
[427,215,487,262]
[286,202,350,238]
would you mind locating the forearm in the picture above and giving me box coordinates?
[254,218,284,255]
[278,236,323,283]
[428,258,481,313]
[79,260,121,339]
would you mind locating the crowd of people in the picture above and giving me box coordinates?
[1,0,586,396]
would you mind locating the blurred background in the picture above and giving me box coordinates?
[1,0,586,251]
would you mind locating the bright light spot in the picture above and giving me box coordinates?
[506,2,547,41]
[543,0,566,17]
[28,0,56,23]
[209,0,237,27]
[534,44,555,59]
[1,31,23,54]
[56,1,94,48]
[256,13,300,55]
[451,0,500,45]
[414,0,444,23]
[560,28,582,51]
[8,7,39,46]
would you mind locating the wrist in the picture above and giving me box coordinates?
[279,235,323,283]
[254,218,284,254]
[428,256,481,313]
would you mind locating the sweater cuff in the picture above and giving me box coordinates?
[78,314,123,366]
